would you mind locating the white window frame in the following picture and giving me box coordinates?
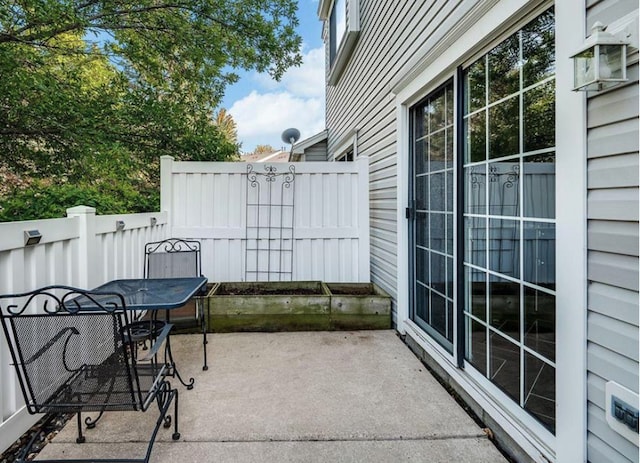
[392,1,587,461]
[319,0,360,85]
[331,128,358,162]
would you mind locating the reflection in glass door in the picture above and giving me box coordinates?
[409,80,455,353]
[462,9,556,433]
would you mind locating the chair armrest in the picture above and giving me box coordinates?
[138,322,173,361]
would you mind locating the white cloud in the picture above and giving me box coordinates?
[229,45,326,153]
[254,46,325,98]
[229,91,325,152]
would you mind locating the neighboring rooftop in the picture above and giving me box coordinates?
[241,150,290,163]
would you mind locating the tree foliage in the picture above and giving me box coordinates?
[0,0,302,221]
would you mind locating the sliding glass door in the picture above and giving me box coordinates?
[409,8,556,433]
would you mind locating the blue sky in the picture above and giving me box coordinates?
[222,0,325,153]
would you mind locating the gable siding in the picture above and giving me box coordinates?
[303,140,328,161]
[324,0,477,320]
[586,1,639,462]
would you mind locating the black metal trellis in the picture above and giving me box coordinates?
[244,164,295,281]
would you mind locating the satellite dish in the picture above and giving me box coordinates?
[281,128,301,145]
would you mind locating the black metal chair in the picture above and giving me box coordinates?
[0,285,180,463]
[144,238,209,373]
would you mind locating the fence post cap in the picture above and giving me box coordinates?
[66,205,96,216]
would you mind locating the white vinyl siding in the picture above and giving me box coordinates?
[325,0,479,321]
[585,1,639,462]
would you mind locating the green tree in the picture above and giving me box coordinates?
[0,0,302,221]
[253,144,276,155]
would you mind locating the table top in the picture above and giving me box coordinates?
[77,277,208,311]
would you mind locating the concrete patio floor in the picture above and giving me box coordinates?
[37,331,507,462]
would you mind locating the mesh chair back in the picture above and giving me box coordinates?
[144,239,201,279]
[0,286,152,414]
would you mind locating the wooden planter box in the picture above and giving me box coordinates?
[207,281,331,332]
[206,281,392,332]
[325,283,392,330]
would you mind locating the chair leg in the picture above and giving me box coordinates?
[76,412,86,444]
[202,304,208,371]
[172,388,180,440]
[143,384,179,463]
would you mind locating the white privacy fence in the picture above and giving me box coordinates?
[161,156,371,283]
[0,156,371,453]
[0,208,167,453]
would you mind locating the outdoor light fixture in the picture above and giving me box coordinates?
[572,21,629,91]
[115,220,126,231]
[24,229,42,246]
[150,217,157,226]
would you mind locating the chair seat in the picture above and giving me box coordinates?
[36,352,168,414]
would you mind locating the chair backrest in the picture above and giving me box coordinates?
[144,238,201,279]
[0,286,145,414]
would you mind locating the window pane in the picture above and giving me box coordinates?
[524,352,555,433]
[488,33,520,102]
[416,282,428,323]
[490,332,521,402]
[466,316,487,375]
[489,96,519,159]
[524,81,555,152]
[446,170,454,212]
[414,140,428,175]
[466,267,486,321]
[524,287,555,361]
[416,247,429,287]
[430,292,447,337]
[489,275,520,341]
[430,130,446,172]
[522,9,555,88]
[430,252,446,295]
[414,107,426,140]
[488,161,520,216]
[465,111,486,163]
[415,174,428,211]
[446,256,454,298]
[446,85,454,125]
[523,222,555,290]
[446,213,454,255]
[416,211,428,247]
[465,216,486,268]
[465,165,486,214]
[523,153,555,219]
[446,127,454,169]
[429,172,445,211]
[447,300,454,341]
[489,219,520,278]
[430,212,445,253]
[334,0,346,45]
[465,58,486,114]
[429,89,446,132]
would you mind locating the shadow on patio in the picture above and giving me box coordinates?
[36,331,507,462]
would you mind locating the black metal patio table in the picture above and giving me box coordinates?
[77,277,208,390]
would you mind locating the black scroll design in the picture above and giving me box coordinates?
[244,164,296,282]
